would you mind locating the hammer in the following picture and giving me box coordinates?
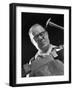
[46,18,64,30]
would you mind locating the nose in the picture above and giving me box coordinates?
[38,35,43,40]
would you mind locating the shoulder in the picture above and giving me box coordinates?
[51,44,64,62]
[55,45,64,51]
[51,44,64,50]
[29,56,35,64]
[52,44,64,55]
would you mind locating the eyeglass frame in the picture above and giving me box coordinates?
[33,31,48,42]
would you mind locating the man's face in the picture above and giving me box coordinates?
[32,25,50,50]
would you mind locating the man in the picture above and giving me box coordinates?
[23,24,64,77]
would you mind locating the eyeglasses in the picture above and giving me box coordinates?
[33,31,47,41]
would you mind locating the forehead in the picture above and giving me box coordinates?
[31,25,45,36]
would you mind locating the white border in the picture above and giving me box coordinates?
[16,6,69,84]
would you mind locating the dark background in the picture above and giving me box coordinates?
[22,12,64,77]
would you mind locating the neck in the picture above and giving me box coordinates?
[41,44,51,53]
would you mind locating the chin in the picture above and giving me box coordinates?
[40,44,49,49]
[43,43,49,47]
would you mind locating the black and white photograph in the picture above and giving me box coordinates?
[22,13,64,77]
[10,3,71,86]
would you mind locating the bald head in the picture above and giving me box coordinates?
[29,24,45,36]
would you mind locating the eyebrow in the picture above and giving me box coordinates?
[34,31,47,39]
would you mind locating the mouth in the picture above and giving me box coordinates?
[40,40,47,46]
[40,39,45,43]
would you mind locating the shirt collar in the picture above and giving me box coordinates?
[35,44,56,59]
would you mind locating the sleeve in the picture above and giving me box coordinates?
[23,57,35,76]
[56,59,64,75]
[23,63,31,75]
